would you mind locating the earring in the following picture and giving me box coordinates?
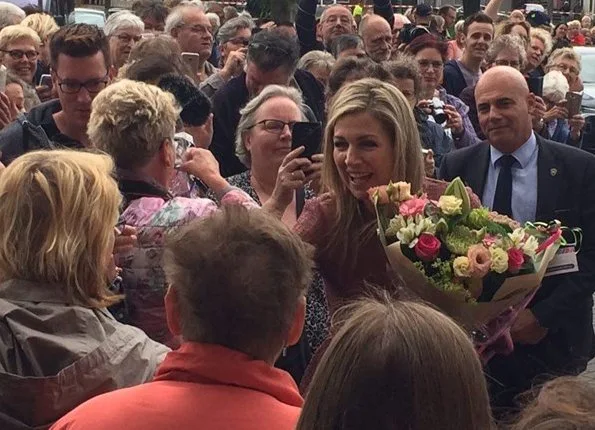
[282,347,287,357]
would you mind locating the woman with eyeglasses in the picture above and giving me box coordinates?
[545,47,583,92]
[229,84,328,383]
[0,25,42,108]
[405,34,479,148]
[89,79,257,348]
[104,11,145,71]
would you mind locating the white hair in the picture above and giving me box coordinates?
[104,10,145,36]
[206,12,220,31]
[297,50,335,73]
[543,70,569,104]
[0,2,25,30]
[235,85,306,167]
[165,3,205,34]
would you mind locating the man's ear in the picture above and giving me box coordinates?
[160,137,175,168]
[165,286,183,336]
[286,296,306,347]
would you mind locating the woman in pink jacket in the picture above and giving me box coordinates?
[88,79,257,348]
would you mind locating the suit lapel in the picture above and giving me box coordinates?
[536,138,561,221]
[465,143,491,198]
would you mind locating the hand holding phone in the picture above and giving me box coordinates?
[291,122,323,160]
[566,91,582,118]
[39,74,52,89]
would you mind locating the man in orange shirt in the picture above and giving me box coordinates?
[51,206,313,430]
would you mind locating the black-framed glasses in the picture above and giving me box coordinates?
[55,72,109,94]
[248,119,297,134]
[1,49,38,60]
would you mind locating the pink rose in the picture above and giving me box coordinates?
[399,198,428,217]
[467,244,491,278]
[507,248,525,274]
[414,233,441,262]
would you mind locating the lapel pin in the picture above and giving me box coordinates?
[550,168,558,177]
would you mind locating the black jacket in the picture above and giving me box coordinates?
[443,60,469,99]
[0,100,83,165]
[439,136,595,406]
[210,70,326,177]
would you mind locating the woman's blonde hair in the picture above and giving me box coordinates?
[496,20,531,45]
[297,297,494,430]
[511,376,595,430]
[88,79,180,170]
[0,24,41,50]
[20,13,59,42]
[321,78,424,266]
[530,27,553,57]
[546,47,582,73]
[0,150,121,308]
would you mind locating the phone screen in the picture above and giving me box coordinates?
[526,76,543,97]
[566,91,582,118]
[291,122,323,160]
[39,74,52,88]
[181,52,201,75]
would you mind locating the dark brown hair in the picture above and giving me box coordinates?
[406,33,449,61]
[49,24,110,70]
[163,205,314,361]
[462,12,493,35]
[123,35,192,82]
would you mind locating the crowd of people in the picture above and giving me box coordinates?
[0,0,595,429]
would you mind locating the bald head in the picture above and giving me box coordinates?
[360,15,393,62]
[475,66,533,153]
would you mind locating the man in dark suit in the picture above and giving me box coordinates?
[439,66,595,413]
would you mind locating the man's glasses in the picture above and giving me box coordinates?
[418,60,443,70]
[228,37,250,46]
[551,63,579,75]
[248,42,290,56]
[248,119,297,134]
[55,72,109,94]
[1,49,38,60]
[115,33,142,44]
[181,24,212,35]
[494,59,521,68]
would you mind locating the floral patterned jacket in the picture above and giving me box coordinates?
[116,172,258,348]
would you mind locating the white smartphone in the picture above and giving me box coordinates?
[39,74,53,88]
[181,52,201,76]
[0,66,6,92]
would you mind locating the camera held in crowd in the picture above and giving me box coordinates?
[429,97,447,125]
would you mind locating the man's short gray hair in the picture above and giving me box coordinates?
[104,10,145,36]
[165,2,204,34]
[217,16,252,44]
[205,12,220,32]
[235,85,306,167]
[0,2,25,30]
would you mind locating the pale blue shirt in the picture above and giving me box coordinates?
[482,132,538,225]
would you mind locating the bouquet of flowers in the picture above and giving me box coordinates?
[369,177,564,356]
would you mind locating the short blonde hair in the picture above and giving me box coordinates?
[235,85,305,167]
[546,47,582,73]
[0,150,121,308]
[0,24,40,50]
[530,27,553,57]
[88,79,180,170]
[567,20,581,29]
[20,13,58,42]
[297,297,494,430]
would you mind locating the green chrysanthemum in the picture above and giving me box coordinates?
[445,225,481,255]
[467,207,490,229]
